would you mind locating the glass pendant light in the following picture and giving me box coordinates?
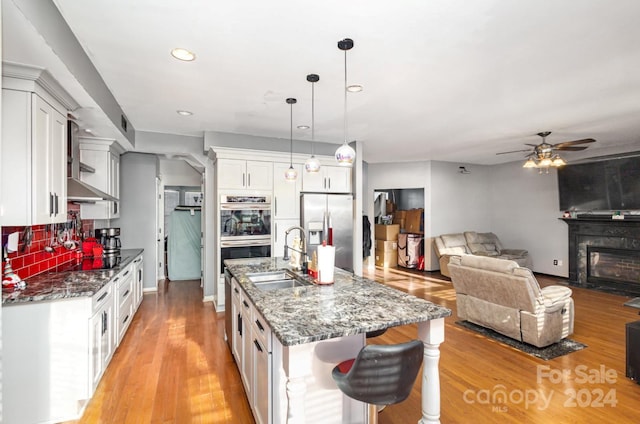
[335,38,357,167]
[304,74,321,173]
[285,98,298,181]
[523,158,537,168]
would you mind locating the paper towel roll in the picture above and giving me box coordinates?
[317,244,335,284]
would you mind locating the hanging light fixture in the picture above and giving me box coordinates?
[305,74,321,173]
[335,38,357,167]
[285,98,298,181]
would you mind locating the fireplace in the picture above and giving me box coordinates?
[563,216,640,296]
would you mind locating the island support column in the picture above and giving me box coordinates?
[417,317,445,424]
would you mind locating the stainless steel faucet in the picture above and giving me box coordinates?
[283,225,308,273]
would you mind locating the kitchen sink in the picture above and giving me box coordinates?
[254,279,311,291]
[246,270,312,291]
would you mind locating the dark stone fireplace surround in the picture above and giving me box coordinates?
[562,216,640,296]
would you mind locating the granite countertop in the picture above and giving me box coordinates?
[225,257,452,346]
[2,248,144,305]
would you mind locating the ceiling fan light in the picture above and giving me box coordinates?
[538,158,552,167]
[523,158,537,168]
[552,156,567,167]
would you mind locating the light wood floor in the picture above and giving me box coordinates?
[68,269,640,423]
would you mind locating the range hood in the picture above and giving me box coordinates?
[67,121,117,203]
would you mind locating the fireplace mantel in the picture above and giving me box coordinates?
[561,217,640,296]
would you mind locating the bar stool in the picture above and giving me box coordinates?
[331,339,424,424]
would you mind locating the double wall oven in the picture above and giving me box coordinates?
[219,194,272,274]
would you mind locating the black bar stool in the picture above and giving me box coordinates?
[331,339,424,424]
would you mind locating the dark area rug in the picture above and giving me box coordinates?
[456,320,587,361]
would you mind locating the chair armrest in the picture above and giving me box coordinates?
[501,248,528,256]
[541,285,572,309]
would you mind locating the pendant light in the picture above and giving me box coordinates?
[284,98,298,181]
[305,74,321,173]
[335,38,357,167]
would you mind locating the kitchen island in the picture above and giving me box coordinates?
[225,257,452,424]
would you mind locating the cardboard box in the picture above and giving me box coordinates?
[375,224,400,241]
[393,210,407,230]
[375,240,398,268]
[405,208,424,234]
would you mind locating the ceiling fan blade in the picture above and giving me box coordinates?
[524,143,539,147]
[552,138,596,148]
[554,145,589,151]
[496,149,532,155]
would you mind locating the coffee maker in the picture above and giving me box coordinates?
[95,227,121,257]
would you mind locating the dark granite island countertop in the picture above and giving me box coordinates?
[2,248,144,305]
[226,256,451,424]
[225,257,452,347]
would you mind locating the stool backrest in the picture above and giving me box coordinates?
[332,339,424,405]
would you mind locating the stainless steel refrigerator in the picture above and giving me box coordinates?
[300,193,353,271]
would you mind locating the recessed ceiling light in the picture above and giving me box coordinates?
[84,128,93,133]
[177,110,193,116]
[171,48,196,61]
[297,125,310,130]
[347,84,363,92]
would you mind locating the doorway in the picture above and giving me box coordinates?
[164,186,203,281]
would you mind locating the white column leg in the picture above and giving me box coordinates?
[417,318,445,424]
[286,376,307,424]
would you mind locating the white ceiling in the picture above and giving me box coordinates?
[11,0,640,164]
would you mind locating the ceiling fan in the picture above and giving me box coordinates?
[497,131,596,170]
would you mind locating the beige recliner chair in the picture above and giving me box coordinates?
[448,255,574,348]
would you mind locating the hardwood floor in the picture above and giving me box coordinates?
[68,269,640,423]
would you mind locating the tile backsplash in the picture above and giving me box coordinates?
[2,203,94,280]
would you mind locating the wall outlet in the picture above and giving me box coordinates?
[553,259,558,266]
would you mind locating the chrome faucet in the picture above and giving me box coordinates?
[283,225,308,273]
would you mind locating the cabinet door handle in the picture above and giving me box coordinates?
[233,287,239,294]
[123,314,130,325]
[123,289,130,298]
[54,193,59,215]
[102,311,107,335]
[248,173,251,187]
[254,339,263,352]
[274,198,277,216]
[237,313,242,336]
[255,319,265,332]
[243,300,249,309]
[123,270,130,277]
[274,223,278,242]
[327,178,331,190]
[242,173,246,187]
[49,193,54,216]
[97,291,108,303]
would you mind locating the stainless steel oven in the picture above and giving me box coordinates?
[219,194,272,274]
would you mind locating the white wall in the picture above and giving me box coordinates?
[115,153,158,290]
[490,161,568,277]
[159,158,201,186]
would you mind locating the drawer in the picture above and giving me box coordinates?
[117,274,133,308]
[117,294,134,345]
[252,309,271,353]
[92,282,113,314]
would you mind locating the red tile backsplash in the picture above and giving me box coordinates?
[2,202,95,281]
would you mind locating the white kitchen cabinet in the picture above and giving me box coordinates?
[89,283,115,392]
[132,254,144,310]
[218,158,272,190]
[79,138,121,219]
[273,218,300,260]
[241,291,254,399]
[114,264,135,345]
[301,165,351,193]
[1,88,68,225]
[232,278,243,364]
[251,309,272,424]
[273,162,301,219]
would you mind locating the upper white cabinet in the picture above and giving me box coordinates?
[272,162,301,219]
[1,84,69,225]
[79,138,122,220]
[301,165,352,193]
[218,159,272,190]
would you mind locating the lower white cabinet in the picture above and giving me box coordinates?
[241,291,254,400]
[252,309,272,424]
[132,254,144,310]
[232,278,243,363]
[89,283,115,392]
[3,258,142,423]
